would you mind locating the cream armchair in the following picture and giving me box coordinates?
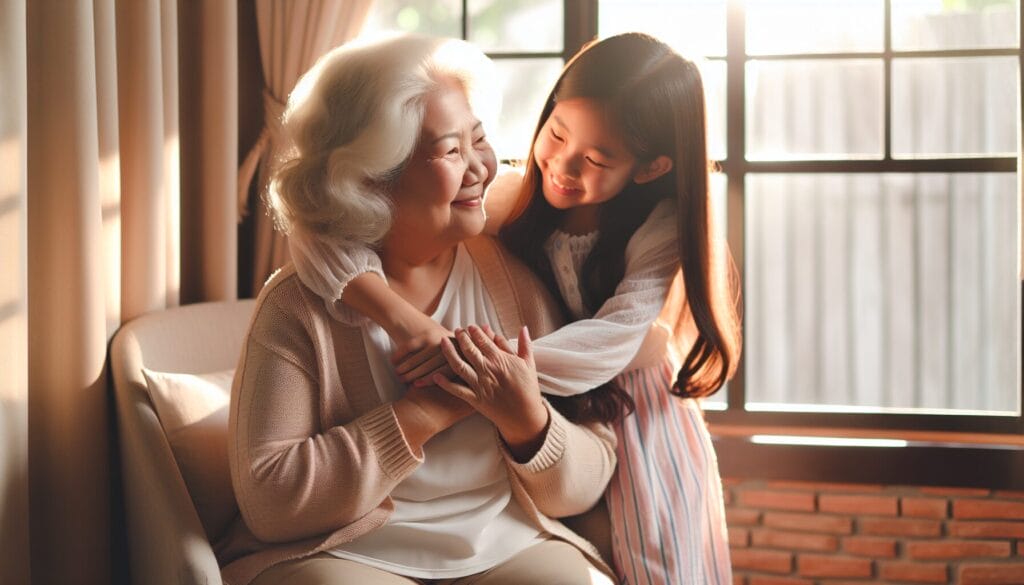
[112,300,255,585]
[111,298,611,585]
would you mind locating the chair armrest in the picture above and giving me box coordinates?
[112,338,222,585]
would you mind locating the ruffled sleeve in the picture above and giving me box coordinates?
[287,228,386,325]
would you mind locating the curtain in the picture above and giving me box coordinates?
[0,0,237,582]
[239,0,373,294]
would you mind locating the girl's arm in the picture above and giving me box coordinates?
[289,169,526,365]
[530,199,680,396]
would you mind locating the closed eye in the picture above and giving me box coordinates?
[585,156,609,168]
[550,128,564,142]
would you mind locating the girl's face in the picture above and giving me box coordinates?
[533,97,661,211]
[389,77,496,247]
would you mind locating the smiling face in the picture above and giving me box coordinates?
[533,97,640,212]
[387,76,496,251]
[532,97,673,229]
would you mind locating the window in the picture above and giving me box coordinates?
[365,2,1024,448]
[363,0,570,159]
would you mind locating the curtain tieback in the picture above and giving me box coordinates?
[237,89,288,220]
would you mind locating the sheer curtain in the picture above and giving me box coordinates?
[239,0,373,294]
[1,0,237,582]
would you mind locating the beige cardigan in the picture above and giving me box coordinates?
[222,236,617,584]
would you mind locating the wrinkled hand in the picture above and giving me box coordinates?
[431,324,549,458]
[390,314,455,384]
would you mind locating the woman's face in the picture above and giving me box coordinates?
[532,97,642,211]
[388,77,496,249]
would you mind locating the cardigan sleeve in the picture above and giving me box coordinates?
[498,403,617,518]
[531,199,680,397]
[228,287,422,543]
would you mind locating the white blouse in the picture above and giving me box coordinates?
[327,244,546,578]
[288,196,680,398]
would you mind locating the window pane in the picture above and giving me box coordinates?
[746,0,884,55]
[702,60,727,161]
[491,58,563,160]
[599,0,727,57]
[892,0,1019,51]
[746,60,884,160]
[745,173,1020,414]
[893,57,1018,158]
[468,0,562,52]
[363,0,462,38]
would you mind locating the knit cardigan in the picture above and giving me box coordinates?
[222,235,617,585]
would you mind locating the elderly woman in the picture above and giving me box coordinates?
[224,35,616,585]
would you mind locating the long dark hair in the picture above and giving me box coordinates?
[501,33,742,422]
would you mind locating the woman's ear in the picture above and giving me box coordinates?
[633,155,673,185]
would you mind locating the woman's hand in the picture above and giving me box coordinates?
[431,324,550,462]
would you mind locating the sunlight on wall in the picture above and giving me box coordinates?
[0,136,26,403]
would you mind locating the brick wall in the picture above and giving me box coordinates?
[723,479,1024,585]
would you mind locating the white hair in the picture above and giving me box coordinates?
[268,34,499,247]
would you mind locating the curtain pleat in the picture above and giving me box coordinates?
[0,0,29,583]
[26,2,111,583]
[240,0,373,295]
[10,1,237,582]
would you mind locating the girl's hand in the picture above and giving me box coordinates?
[431,324,550,461]
[390,313,455,383]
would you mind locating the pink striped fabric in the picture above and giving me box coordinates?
[605,361,732,585]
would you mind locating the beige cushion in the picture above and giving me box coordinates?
[141,368,236,540]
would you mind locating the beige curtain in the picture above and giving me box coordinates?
[0,0,237,582]
[239,0,373,294]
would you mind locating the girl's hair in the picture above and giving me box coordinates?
[269,34,497,246]
[501,32,742,417]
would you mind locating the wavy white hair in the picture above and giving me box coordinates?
[268,34,498,246]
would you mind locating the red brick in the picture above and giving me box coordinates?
[797,554,872,578]
[748,577,813,585]
[737,489,817,512]
[763,512,853,535]
[879,561,948,583]
[955,500,1024,521]
[859,517,942,537]
[765,480,884,493]
[722,477,743,487]
[733,576,745,585]
[995,490,1024,500]
[820,494,898,516]
[958,563,1024,585]
[901,497,948,519]
[723,489,734,505]
[919,486,991,497]
[751,529,838,552]
[727,508,762,526]
[949,521,1024,539]
[730,527,750,548]
[842,536,898,558]
[906,540,1011,560]
[730,549,793,574]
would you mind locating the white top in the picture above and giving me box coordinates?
[327,244,546,578]
[288,191,680,398]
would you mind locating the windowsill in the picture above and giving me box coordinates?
[710,424,1024,489]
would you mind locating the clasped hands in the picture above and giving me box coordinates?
[393,322,549,461]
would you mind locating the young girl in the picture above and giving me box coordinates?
[290,32,741,585]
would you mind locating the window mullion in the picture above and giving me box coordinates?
[725,0,747,413]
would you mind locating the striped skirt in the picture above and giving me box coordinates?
[606,362,732,585]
